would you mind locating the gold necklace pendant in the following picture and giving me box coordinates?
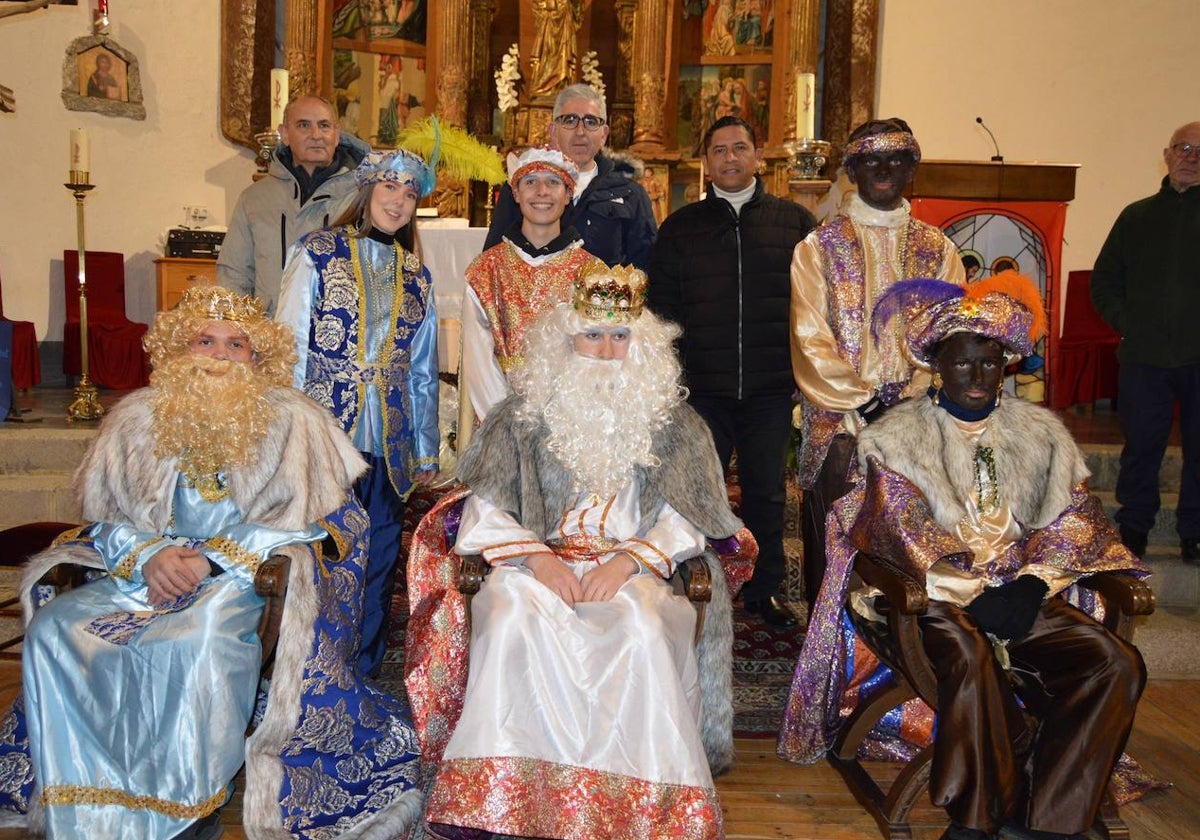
[191,471,229,503]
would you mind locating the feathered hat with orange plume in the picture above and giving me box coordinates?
[871,271,1047,366]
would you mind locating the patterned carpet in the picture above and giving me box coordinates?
[731,599,806,737]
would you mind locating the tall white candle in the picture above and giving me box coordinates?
[69,128,89,173]
[270,68,289,130]
[795,72,815,140]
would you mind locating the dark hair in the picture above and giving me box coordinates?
[331,182,417,252]
[701,116,757,153]
[962,254,981,270]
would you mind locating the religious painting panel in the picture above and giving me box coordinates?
[669,164,704,213]
[693,0,774,57]
[677,63,771,157]
[332,48,428,146]
[77,44,128,102]
[61,34,144,120]
[333,0,427,46]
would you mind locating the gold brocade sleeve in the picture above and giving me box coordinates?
[789,237,874,412]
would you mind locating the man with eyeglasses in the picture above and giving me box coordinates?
[483,83,658,269]
[1092,121,1200,563]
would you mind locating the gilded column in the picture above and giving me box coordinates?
[629,0,668,152]
[609,0,636,149]
[284,0,319,96]
[437,0,470,127]
[467,0,496,137]
[785,0,821,142]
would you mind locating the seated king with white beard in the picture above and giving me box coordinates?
[418,265,745,840]
[5,286,427,840]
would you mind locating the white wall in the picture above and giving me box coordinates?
[876,0,1198,283]
[0,2,256,341]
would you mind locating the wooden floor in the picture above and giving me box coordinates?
[0,654,1195,839]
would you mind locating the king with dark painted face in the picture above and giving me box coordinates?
[846,149,918,211]
[789,116,966,610]
[932,332,1007,414]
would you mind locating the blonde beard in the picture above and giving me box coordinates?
[151,353,273,480]
[534,355,669,498]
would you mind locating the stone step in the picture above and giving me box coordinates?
[1140,553,1199,606]
[0,427,96,476]
[1096,490,1180,545]
[1082,443,1182,494]
[0,475,82,530]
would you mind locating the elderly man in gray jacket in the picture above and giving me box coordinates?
[217,94,369,315]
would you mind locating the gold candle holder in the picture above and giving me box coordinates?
[63,176,104,422]
[253,129,281,179]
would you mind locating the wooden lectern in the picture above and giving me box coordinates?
[905,160,1079,406]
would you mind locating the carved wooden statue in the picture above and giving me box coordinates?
[528,0,584,98]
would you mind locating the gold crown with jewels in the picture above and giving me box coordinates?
[176,285,267,326]
[572,264,647,324]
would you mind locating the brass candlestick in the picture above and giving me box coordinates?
[64,174,104,422]
[786,138,833,180]
[253,129,280,179]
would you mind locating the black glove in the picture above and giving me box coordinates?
[856,395,890,424]
[965,575,1049,641]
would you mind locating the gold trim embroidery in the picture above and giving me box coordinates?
[204,535,262,574]
[622,538,670,579]
[42,784,227,819]
[114,538,161,580]
[50,525,90,547]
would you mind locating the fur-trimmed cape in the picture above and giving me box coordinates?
[457,395,743,541]
[856,394,1089,533]
[73,386,367,534]
[431,395,745,774]
[8,388,433,840]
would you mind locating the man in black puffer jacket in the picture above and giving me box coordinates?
[484,83,657,269]
[649,116,817,628]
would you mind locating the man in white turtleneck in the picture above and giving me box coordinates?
[789,117,965,610]
[649,115,816,629]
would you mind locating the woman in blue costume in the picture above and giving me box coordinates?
[277,148,441,679]
[0,286,425,838]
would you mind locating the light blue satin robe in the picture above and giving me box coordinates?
[22,474,323,839]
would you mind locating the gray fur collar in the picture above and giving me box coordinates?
[73,387,367,533]
[457,396,742,539]
[857,396,1088,531]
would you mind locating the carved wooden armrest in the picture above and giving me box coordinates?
[855,553,928,615]
[675,556,712,603]
[458,554,486,596]
[1076,571,1156,617]
[1075,571,1155,640]
[254,553,291,674]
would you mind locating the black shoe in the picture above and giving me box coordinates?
[744,595,798,628]
[1182,538,1200,563]
[939,823,997,840]
[1120,526,1147,558]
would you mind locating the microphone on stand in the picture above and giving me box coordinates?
[975,116,1004,162]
